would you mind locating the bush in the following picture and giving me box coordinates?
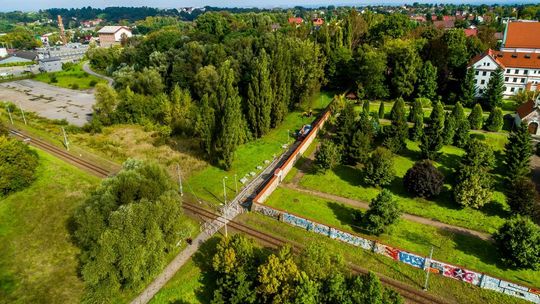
[506,177,539,217]
[468,103,483,130]
[453,165,491,209]
[486,107,503,132]
[89,80,98,87]
[362,189,401,235]
[314,140,341,172]
[364,147,395,187]
[49,74,58,83]
[0,137,39,196]
[70,83,79,89]
[403,160,444,198]
[494,216,540,269]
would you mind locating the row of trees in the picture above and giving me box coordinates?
[210,234,403,303]
[72,160,193,302]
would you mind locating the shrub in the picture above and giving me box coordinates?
[89,80,98,87]
[468,103,483,130]
[0,137,39,196]
[506,177,539,217]
[486,107,503,132]
[314,140,341,172]
[364,147,395,187]
[70,83,79,89]
[453,165,491,209]
[403,160,444,198]
[494,216,540,269]
[362,189,401,235]
[49,74,58,83]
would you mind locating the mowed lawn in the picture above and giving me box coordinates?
[266,187,540,288]
[188,92,334,205]
[298,134,510,234]
[0,150,99,304]
[34,62,105,90]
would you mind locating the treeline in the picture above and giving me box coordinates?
[208,234,403,304]
[88,12,325,169]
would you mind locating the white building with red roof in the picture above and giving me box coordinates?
[501,21,540,53]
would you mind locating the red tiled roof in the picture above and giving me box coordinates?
[313,18,324,26]
[470,49,540,69]
[504,22,540,49]
[433,20,455,29]
[517,100,535,119]
[288,17,303,25]
[464,28,478,37]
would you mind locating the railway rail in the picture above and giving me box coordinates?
[8,127,111,178]
[182,201,450,304]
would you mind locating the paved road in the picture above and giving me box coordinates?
[281,183,492,242]
[130,141,302,304]
[82,62,114,86]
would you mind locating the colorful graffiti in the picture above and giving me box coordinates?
[252,204,540,304]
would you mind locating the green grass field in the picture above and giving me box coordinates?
[265,187,540,288]
[34,62,105,90]
[297,138,509,234]
[0,150,99,304]
[187,92,334,205]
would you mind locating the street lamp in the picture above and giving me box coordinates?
[222,176,228,205]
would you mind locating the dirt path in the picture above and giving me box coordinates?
[290,142,319,184]
[281,183,492,242]
[82,62,114,86]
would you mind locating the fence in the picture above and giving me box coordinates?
[253,109,331,203]
[251,203,540,304]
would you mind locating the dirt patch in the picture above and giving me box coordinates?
[0,79,95,126]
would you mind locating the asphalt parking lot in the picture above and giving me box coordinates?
[0,79,95,126]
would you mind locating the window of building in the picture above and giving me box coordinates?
[524,70,529,75]
[505,77,509,81]
[487,62,491,66]
[506,69,511,73]
[515,69,519,74]
[514,77,518,82]
[479,89,484,94]
[522,78,526,83]
[475,70,479,75]
[481,80,485,84]
[483,71,487,76]
[511,87,515,92]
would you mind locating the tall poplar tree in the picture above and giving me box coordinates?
[247,49,272,138]
[420,100,445,160]
[383,98,408,153]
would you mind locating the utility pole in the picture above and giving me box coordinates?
[19,103,27,125]
[423,246,434,291]
[61,127,69,151]
[7,107,13,124]
[176,164,183,197]
[287,129,290,143]
[222,176,228,205]
[234,174,238,194]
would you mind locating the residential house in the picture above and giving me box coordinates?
[313,18,324,27]
[0,50,38,65]
[97,26,132,47]
[515,97,540,135]
[464,28,478,37]
[288,17,304,27]
[501,21,540,53]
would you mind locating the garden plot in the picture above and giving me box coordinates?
[0,79,95,126]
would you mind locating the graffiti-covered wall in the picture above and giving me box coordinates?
[251,203,540,304]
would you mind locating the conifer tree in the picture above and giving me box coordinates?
[504,123,533,180]
[378,101,385,119]
[409,99,424,141]
[443,112,457,145]
[483,68,505,110]
[363,99,370,115]
[420,101,445,160]
[454,119,471,148]
[416,61,438,100]
[362,189,401,235]
[194,94,215,157]
[468,103,484,130]
[335,103,356,147]
[461,66,477,107]
[383,98,408,153]
[486,107,504,132]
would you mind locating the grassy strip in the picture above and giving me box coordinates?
[187,92,334,205]
[33,63,105,90]
[237,212,530,304]
[266,187,540,288]
[0,150,99,303]
[298,139,509,234]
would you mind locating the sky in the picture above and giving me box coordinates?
[2,0,538,12]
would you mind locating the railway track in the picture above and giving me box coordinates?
[8,128,111,178]
[182,202,450,304]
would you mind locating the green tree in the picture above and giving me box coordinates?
[453,165,492,208]
[362,99,370,115]
[494,216,540,269]
[378,101,385,119]
[92,83,118,126]
[298,242,345,281]
[0,136,39,196]
[194,95,216,157]
[460,67,477,107]
[486,107,504,132]
[506,177,539,218]
[409,99,424,141]
[257,246,300,303]
[403,160,445,198]
[362,189,401,235]
[504,123,533,180]
[443,112,457,145]
[335,103,356,147]
[383,98,408,153]
[314,140,341,172]
[364,147,395,187]
[461,139,495,170]
[416,61,438,100]
[483,68,505,110]
[247,49,273,138]
[193,65,219,99]
[468,103,484,130]
[454,119,471,148]
[385,39,421,98]
[356,45,389,99]
[347,127,372,165]
[420,101,445,160]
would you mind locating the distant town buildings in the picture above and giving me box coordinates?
[36,43,89,62]
[81,19,103,28]
[38,57,62,72]
[97,26,132,47]
[0,50,38,65]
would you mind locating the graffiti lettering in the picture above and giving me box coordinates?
[399,251,425,269]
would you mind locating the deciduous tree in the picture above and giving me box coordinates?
[494,216,540,270]
[362,189,401,235]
